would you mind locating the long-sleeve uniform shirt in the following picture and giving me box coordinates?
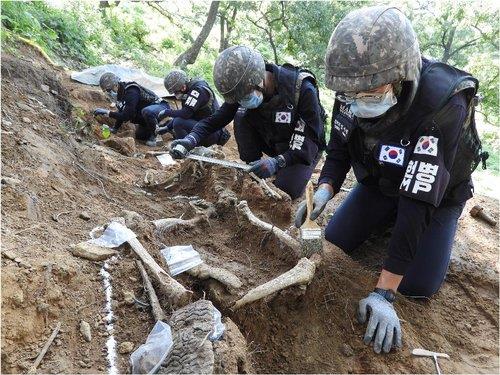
[319,65,471,275]
[159,85,213,121]
[187,64,325,167]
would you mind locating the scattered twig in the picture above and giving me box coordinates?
[52,211,72,222]
[28,321,61,374]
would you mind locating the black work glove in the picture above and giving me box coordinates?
[93,108,110,117]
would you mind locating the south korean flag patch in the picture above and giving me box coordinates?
[379,145,405,166]
[414,136,438,156]
[275,111,291,124]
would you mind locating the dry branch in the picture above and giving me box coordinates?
[236,200,301,258]
[233,257,317,309]
[127,237,191,308]
[28,322,61,374]
[135,260,166,321]
[187,263,242,292]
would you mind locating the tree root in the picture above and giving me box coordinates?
[187,263,243,292]
[236,200,301,258]
[232,255,321,309]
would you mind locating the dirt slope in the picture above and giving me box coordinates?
[1,43,498,374]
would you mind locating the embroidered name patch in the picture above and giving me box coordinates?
[414,136,438,156]
[275,112,291,124]
[379,145,405,166]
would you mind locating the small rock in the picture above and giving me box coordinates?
[13,257,22,264]
[1,250,17,260]
[41,84,50,92]
[22,117,31,124]
[80,320,92,342]
[118,341,134,354]
[55,339,62,346]
[341,343,354,357]
[78,360,86,368]
[128,276,138,283]
[123,291,135,305]
[79,211,91,221]
[3,120,12,127]
[17,103,33,112]
[32,125,38,131]
[102,137,136,156]
[69,242,118,261]
[1,177,21,186]
[50,89,58,95]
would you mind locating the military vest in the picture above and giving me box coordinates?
[185,79,219,120]
[243,63,326,155]
[332,58,482,202]
[117,81,161,108]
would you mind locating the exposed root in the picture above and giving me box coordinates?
[236,200,301,258]
[187,263,243,292]
[135,259,167,321]
[232,255,320,309]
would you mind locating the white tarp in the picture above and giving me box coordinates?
[71,64,170,98]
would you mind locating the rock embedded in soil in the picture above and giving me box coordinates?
[69,242,118,261]
[80,320,92,342]
[102,136,136,156]
[79,211,91,221]
[22,117,31,124]
[17,102,33,112]
[41,84,50,92]
[118,341,134,354]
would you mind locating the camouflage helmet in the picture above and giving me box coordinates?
[213,45,265,103]
[325,6,421,93]
[99,72,120,91]
[164,70,188,93]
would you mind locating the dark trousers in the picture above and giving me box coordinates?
[273,155,320,199]
[324,184,464,297]
[137,102,170,141]
[171,117,223,147]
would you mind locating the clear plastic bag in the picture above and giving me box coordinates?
[160,245,202,276]
[130,321,173,374]
[209,306,225,341]
[88,221,136,248]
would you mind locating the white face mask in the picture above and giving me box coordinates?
[349,89,398,118]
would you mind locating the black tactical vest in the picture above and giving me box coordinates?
[243,63,326,155]
[117,81,161,107]
[331,58,479,200]
[185,79,219,120]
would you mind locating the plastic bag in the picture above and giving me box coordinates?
[161,245,202,276]
[88,221,136,248]
[130,321,173,374]
[209,306,225,341]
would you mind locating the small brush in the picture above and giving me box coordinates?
[300,181,323,257]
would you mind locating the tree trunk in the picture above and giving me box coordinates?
[174,1,220,68]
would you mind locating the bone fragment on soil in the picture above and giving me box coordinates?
[249,173,284,200]
[232,256,319,309]
[187,263,243,292]
[127,237,192,308]
[236,200,301,258]
[135,260,166,321]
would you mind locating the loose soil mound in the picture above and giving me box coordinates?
[1,43,498,374]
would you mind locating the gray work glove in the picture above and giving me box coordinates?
[294,185,334,227]
[357,292,402,354]
[93,108,110,117]
[169,134,198,159]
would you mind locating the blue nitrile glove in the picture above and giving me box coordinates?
[93,108,110,117]
[357,292,402,354]
[248,158,279,179]
[294,185,334,227]
[169,134,198,159]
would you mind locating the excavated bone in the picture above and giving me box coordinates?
[232,255,321,309]
[236,200,301,258]
[187,263,242,292]
[127,236,192,308]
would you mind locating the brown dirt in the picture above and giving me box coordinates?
[1,42,498,374]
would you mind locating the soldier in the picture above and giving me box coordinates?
[169,45,326,200]
[93,72,169,147]
[156,69,231,147]
[295,6,483,354]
